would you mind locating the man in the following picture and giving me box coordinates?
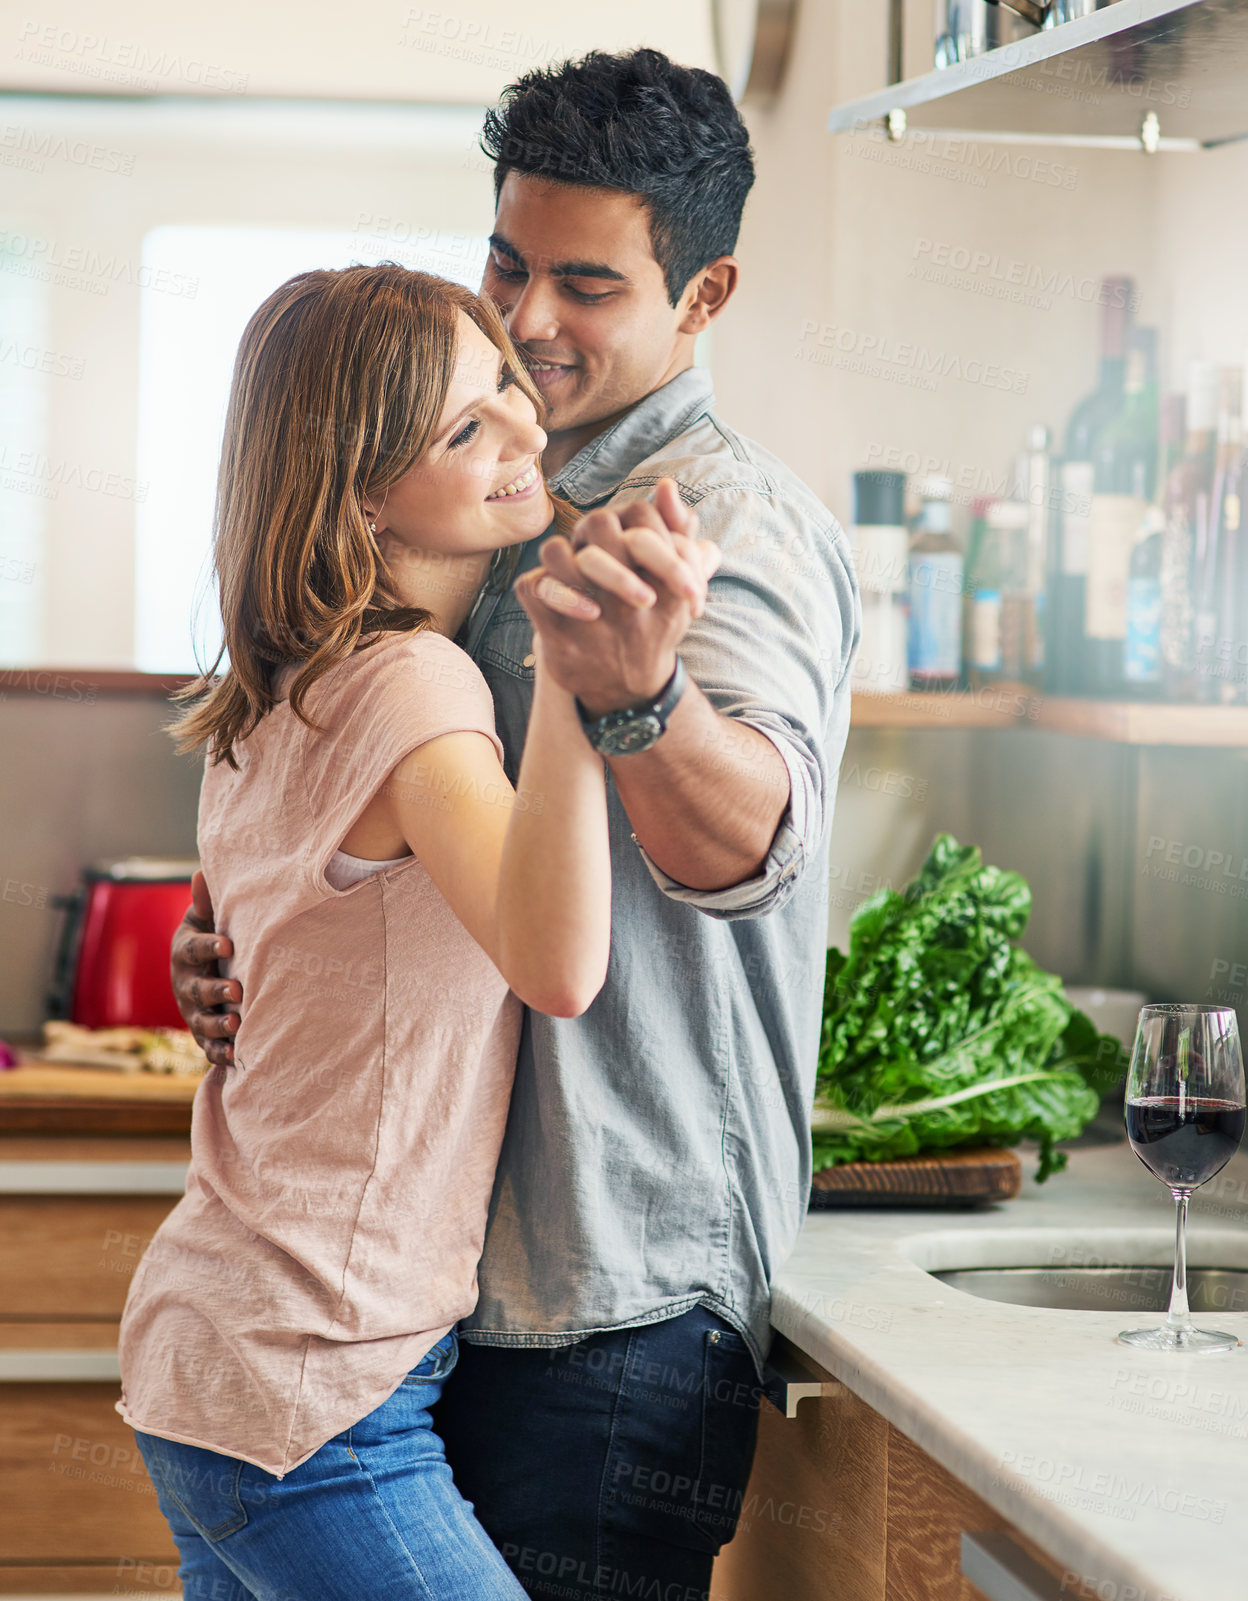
[173,48,858,1599]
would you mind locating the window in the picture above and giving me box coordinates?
[135,225,489,673]
[0,239,50,666]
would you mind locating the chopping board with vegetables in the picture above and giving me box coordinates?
[0,1024,206,1133]
[809,1146,1022,1208]
[809,834,1128,1207]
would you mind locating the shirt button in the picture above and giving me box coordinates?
[523,653,536,668]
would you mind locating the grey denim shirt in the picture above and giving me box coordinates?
[458,366,860,1370]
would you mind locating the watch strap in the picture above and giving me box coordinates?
[576,656,687,752]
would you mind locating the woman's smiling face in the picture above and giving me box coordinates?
[370,310,552,563]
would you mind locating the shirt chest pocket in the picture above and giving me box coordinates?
[477,604,536,683]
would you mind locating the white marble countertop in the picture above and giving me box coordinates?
[773,1136,1248,1601]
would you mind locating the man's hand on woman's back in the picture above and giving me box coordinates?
[171,870,241,1066]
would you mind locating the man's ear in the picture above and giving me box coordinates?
[677,257,739,336]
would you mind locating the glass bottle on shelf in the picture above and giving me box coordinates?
[908,475,963,692]
[1231,363,1248,705]
[965,521,1006,692]
[987,500,1031,685]
[1194,367,1244,702]
[1124,506,1164,699]
[961,497,991,690]
[1160,364,1218,703]
[1015,422,1052,688]
[1051,276,1135,695]
[850,470,910,696]
[1085,326,1159,698]
[1213,404,1247,706]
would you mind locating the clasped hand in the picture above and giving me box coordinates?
[514,478,721,719]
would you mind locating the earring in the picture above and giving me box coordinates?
[368,520,377,535]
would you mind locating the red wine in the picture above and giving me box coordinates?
[1126,1095,1245,1189]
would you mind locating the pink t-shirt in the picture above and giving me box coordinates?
[117,629,522,1476]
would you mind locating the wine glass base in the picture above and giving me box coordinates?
[1117,1325,1242,1353]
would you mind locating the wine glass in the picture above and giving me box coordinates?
[1119,1004,1246,1353]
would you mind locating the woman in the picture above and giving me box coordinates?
[117,264,710,1599]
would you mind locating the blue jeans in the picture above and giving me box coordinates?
[436,1306,762,1600]
[134,1331,525,1601]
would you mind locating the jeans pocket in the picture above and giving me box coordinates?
[691,1326,762,1551]
[136,1432,249,1542]
[400,1329,459,1387]
[601,1319,761,1559]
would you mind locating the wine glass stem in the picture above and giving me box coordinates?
[1166,1188,1193,1334]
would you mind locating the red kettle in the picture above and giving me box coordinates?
[51,858,199,1031]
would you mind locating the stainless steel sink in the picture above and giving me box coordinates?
[932,1266,1248,1314]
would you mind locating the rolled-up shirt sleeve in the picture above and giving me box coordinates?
[633,482,859,921]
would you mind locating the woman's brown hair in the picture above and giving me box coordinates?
[171,263,563,767]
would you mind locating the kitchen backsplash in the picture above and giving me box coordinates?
[2,690,1244,1041]
[0,688,200,1036]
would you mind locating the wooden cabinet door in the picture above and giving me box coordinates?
[713,1361,1071,1600]
[713,1352,887,1601]
[0,1380,179,1588]
[885,1425,1068,1601]
[0,1197,179,1317]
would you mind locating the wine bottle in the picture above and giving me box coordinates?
[1194,368,1243,702]
[1050,276,1135,694]
[1213,373,1246,704]
[1160,362,1218,701]
[1232,362,1248,704]
[1085,326,1159,697]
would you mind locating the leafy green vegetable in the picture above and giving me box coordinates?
[813,834,1127,1182]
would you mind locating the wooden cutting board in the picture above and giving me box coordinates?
[0,1060,202,1134]
[809,1146,1022,1209]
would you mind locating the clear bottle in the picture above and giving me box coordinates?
[961,496,991,690]
[1015,422,1052,688]
[988,501,1034,684]
[907,475,963,692]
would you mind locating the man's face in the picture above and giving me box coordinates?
[482,172,691,442]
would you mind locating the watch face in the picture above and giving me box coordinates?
[597,714,663,757]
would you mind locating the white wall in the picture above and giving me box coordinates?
[718,0,1162,540]
[0,0,715,102]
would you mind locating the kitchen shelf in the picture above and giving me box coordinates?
[850,688,1029,730]
[1031,695,1248,743]
[827,0,1248,150]
[851,686,1248,744]
[0,668,191,698]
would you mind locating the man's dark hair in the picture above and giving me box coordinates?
[481,48,755,307]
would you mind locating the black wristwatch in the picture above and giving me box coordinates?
[576,657,688,757]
